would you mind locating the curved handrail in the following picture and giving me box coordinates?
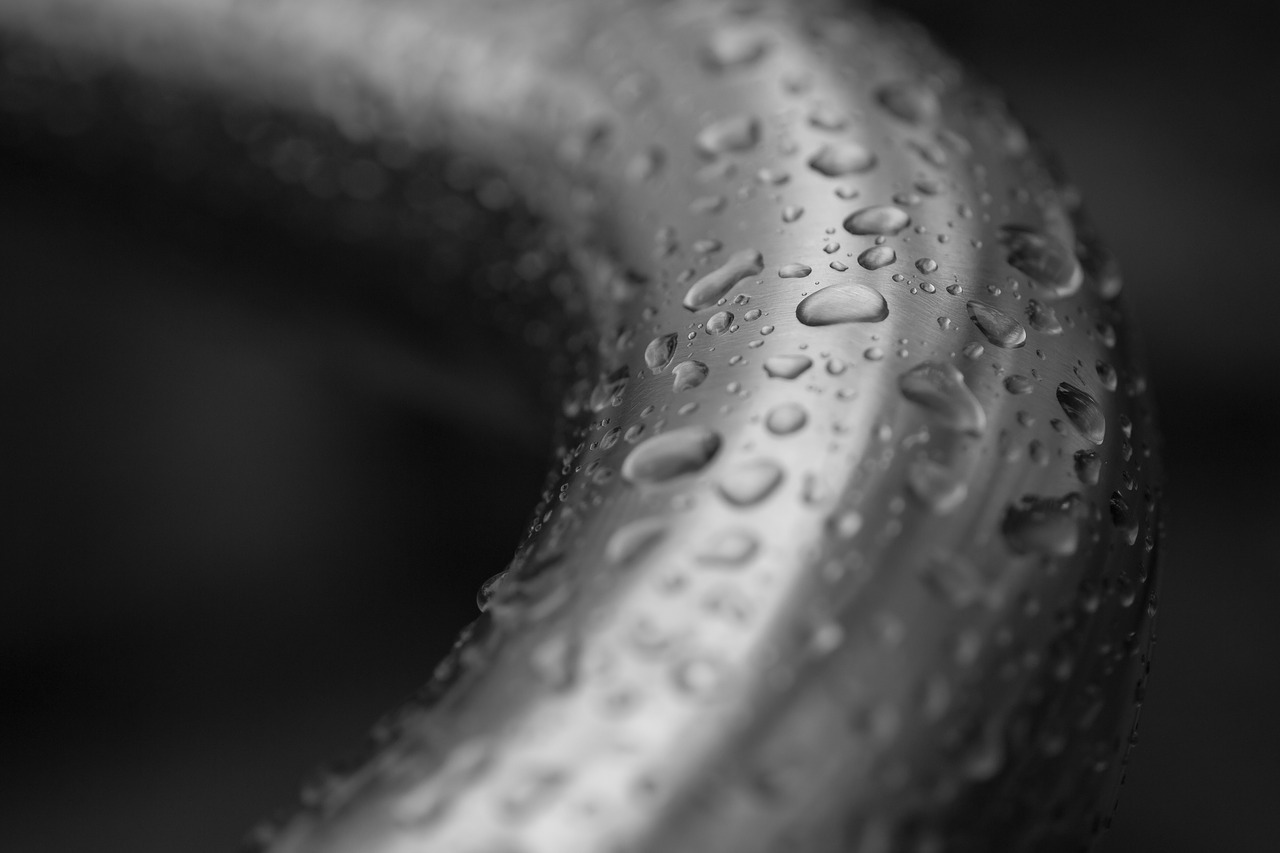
[0,1,1162,850]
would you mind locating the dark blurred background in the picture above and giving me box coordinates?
[1,1,1277,851]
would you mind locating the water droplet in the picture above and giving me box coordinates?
[1026,300,1062,334]
[1096,360,1117,391]
[672,360,710,392]
[1004,374,1034,395]
[696,529,759,566]
[843,205,911,236]
[906,457,968,514]
[645,333,678,372]
[622,426,722,485]
[475,570,508,612]
[898,362,986,435]
[796,283,889,326]
[690,194,727,214]
[589,366,630,411]
[857,245,897,270]
[763,355,814,379]
[808,142,876,176]
[1056,382,1106,445]
[778,262,812,278]
[696,115,761,157]
[718,459,784,506]
[1109,491,1139,545]
[706,311,734,335]
[766,402,808,435]
[672,656,726,698]
[782,205,804,223]
[1002,494,1083,556]
[702,27,770,70]
[876,81,940,124]
[606,517,668,565]
[807,103,848,131]
[625,146,666,183]
[1000,226,1082,298]
[1074,450,1101,485]
[966,301,1026,348]
[683,249,764,311]
[915,258,938,274]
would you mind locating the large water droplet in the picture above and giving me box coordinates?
[966,301,1026,348]
[778,262,812,278]
[706,311,733,335]
[1000,226,1082,298]
[645,333,677,372]
[763,355,814,379]
[796,283,889,326]
[1002,494,1083,556]
[683,249,764,311]
[696,115,761,157]
[717,459,784,506]
[766,402,808,435]
[898,362,987,435]
[622,426,722,485]
[807,142,876,176]
[857,245,897,270]
[1056,382,1106,445]
[843,205,911,235]
[673,360,710,392]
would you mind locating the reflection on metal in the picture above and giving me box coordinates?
[0,1,1163,850]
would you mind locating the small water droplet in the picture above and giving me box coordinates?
[622,426,722,485]
[1109,491,1139,545]
[965,301,1027,348]
[763,355,814,379]
[796,283,889,325]
[766,402,808,435]
[843,205,911,235]
[672,360,710,392]
[778,262,812,278]
[696,115,761,157]
[857,245,897,270]
[898,362,987,435]
[718,459,784,506]
[683,249,764,311]
[1056,382,1106,445]
[808,142,876,176]
[782,205,804,223]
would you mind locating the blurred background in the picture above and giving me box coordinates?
[1,1,1276,851]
